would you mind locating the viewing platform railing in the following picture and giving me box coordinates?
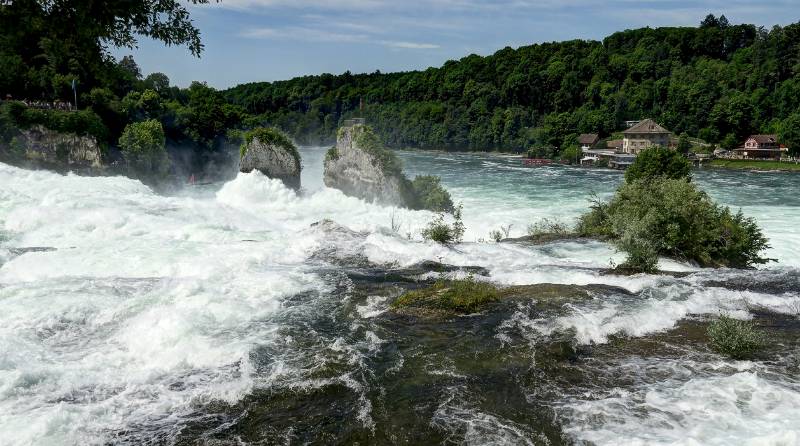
[1,99,77,111]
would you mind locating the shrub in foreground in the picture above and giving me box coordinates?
[489,225,512,242]
[579,178,770,271]
[421,203,464,244]
[527,218,571,238]
[707,315,765,359]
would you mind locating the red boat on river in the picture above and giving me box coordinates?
[522,158,553,166]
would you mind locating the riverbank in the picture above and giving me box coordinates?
[707,159,800,172]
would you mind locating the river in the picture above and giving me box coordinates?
[0,148,798,445]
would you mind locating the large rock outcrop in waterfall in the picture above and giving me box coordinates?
[8,125,104,168]
[323,123,412,207]
[324,122,454,212]
[239,127,301,190]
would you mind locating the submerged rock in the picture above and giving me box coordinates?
[8,247,58,255]
[239,127,301,189]
[17,125,103,168]
[323,123,414,207]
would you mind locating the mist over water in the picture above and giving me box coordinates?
[1,149,799,445]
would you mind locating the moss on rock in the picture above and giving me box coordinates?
[392,276,499,315]
[392,278,594,317]
[325,146,339,162]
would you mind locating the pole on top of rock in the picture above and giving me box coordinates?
[72,78,78,110]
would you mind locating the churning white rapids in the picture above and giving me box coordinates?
[1,147,799,445]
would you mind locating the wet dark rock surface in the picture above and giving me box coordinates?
[135,258,800,445]
[700,268,800,295]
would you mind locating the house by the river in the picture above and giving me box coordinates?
[622,119,672,154]
[578,134,600,150]
[579,134,616,166]
[579,119,676,169]
[734,135,788,160]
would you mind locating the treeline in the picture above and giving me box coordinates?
[225,15,800,153]
[3,3,800,171]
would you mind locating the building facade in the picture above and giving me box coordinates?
[622,119,672,154]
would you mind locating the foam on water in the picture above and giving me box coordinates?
[517,276,800,345]
[559,358,800,446]
[0,165,323,444]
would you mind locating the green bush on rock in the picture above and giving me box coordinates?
[707,315,765,359]
[353,126,454,213]
[2,101,108,142]
[330,124,454,213]
[580,177,770,270]
[325,146,339,162]
[579,147,770,272]
[353,125,403,178]
[421,203,465,244]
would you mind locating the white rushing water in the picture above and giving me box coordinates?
[1,148,799,445]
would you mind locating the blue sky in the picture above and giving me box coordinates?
[116,0,799,89]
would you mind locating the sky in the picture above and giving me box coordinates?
[115,0,799,89]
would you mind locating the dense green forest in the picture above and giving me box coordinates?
[2,2,800,174]
[0,0,246,174]
[225,15,800,154]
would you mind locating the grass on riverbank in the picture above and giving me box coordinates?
[708,159,800,171]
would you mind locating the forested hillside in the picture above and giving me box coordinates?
[3,5,799,169]
[225,15,800,153]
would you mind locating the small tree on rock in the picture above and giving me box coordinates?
[119,119,169,176]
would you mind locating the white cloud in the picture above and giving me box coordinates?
[379,40,440,49]
[241,26,367,42]
[241,26,439,49]
[207,0,384,10]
